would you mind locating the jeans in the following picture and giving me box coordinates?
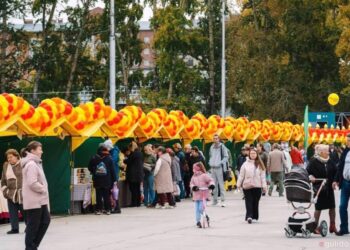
[178,181,185,199]
[96,187,111,211]
[268,172,284,196]
[143,174,155,206]
[243,188,262,220]
[339,179,350,233]
[211,167,225,203]
[183,173,192,198]
[195,200,204,223]
[8,199,24,231]
[25,205,50,250]
[129,182,141,207]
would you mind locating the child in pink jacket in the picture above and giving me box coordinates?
[190,162,215,228]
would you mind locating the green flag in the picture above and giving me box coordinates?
[304,105,309,149]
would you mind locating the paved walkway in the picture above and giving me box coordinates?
[0,191,348,250]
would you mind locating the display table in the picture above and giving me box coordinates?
[70,183,91,214]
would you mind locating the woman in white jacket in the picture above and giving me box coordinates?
[237,148,267,224]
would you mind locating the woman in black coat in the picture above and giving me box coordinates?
[307,144,338,234]
[124,141,144,207]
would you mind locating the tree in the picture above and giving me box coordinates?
[31,0,59,103]
[227,0,342,122]
[0,0,29,92]
[65,0,97,99]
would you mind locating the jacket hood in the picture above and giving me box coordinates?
[160,153,171,164]
[21,152,42,168]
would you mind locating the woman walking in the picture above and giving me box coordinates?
[237,148,267,224]
[21,141,50,250]
[307,144,339,234]
[1,149,25,234]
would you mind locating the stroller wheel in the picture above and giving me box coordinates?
[284,228,294,238]
[320,221,328,237]
[302,229,311,238]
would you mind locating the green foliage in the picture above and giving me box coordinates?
[227,0,345,122]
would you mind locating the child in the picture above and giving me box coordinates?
[190,162,215,228]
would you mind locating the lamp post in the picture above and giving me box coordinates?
[109,0,116,109]
[221,0,226,118]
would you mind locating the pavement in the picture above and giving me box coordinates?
[0,191,348,250]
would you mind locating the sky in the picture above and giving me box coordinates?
[9,0,152,23]
[9,0,239,24]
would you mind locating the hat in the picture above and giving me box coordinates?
[103,139,114,150]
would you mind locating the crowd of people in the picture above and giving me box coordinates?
[0,134,350,249]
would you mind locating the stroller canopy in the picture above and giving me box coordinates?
[285,167,312,203]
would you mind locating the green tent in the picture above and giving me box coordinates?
[0,136,71,214]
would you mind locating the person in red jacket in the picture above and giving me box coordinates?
[290,146,304,168]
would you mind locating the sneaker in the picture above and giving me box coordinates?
[196,222,202,228]
[247,218,252,224]
[165,204,175,209]
[335,230,349,236]
[95,211,101,215]
[7,229,19,234]
[106,211,111,215]
[210,202,218,206]
[155,204,162,209]
[221,202,226,207]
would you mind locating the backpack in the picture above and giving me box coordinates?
[95,160,107,176]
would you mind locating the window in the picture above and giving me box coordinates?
[144,36,150,44]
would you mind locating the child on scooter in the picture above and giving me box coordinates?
[190,162,215,228]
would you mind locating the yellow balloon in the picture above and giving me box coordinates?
[328,93,339,106]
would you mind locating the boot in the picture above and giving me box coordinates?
[7,229,19,234]
[329,222,338,234]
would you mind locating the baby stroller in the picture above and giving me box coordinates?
[284,167,328,238]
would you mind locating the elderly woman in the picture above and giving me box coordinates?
[307,144,338,234]
[1,149,24,234]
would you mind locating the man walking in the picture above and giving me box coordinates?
[267,143,286,197]
[209,134,229,207]
[333,134,350,236]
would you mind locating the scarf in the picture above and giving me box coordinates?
[316,155,329,164]
[6,162,18,180]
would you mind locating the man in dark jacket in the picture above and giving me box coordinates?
[236,146,248,174]
[173,143,186,199]
[329,144,340,166]
[124,141,144,207]
[333,134,350,236]
[88,144,117,215]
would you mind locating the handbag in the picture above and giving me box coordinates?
[220,145,232,182]
[112,183,119,200]
[223,169,232,182]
